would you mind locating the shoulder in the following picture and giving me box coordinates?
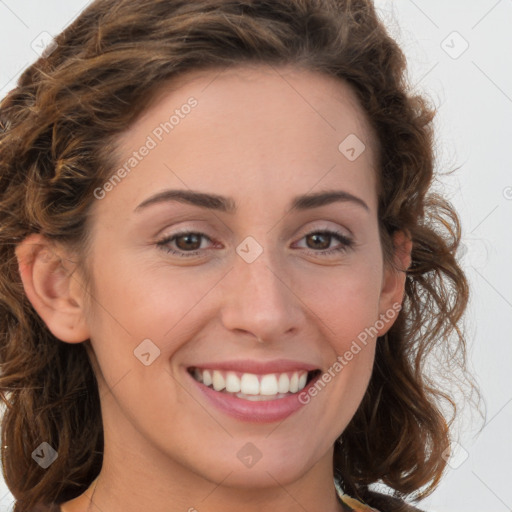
[340,490,425,512]
[363,490,426,512]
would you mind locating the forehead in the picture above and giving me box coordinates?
[124,63,376,156]
[94,64,378,217]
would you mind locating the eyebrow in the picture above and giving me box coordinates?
[134,189,369,213]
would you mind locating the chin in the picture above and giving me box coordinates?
[191,444,318,489]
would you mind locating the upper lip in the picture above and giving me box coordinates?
[187,359,320,374]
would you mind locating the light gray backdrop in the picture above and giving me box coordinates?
[0,1,511,511]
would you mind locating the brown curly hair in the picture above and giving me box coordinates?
[0,0,480,510]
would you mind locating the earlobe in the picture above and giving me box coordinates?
[376,230,413,336]
[15,233,90,343]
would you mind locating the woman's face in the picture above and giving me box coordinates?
[76,65,405,490]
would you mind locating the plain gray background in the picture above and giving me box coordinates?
[0,1,511,511]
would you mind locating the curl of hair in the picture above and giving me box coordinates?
[0,0,480,510]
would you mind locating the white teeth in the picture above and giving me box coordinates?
[278,373,290,393]
[240,373,260,395]
[260,374,278,395]
[202,370,212,387]
[289,372,299,393]
[192,368,311,398]
[225,372,241,393]
[212,370,225,392]
[237,392,289,401]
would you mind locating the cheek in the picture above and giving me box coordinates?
[87,255,211,335]
[83,258,223,387]
[289,259,383,410]
[293,263,384,343]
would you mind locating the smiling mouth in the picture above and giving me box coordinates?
[188,367,322,401]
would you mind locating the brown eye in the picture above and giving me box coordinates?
[295,230,354,257]
[156,231,213,257]
[305,233,331,250]
[174,233,202,251]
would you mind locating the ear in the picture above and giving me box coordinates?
[376,230,412,336]
[15,233,90,343]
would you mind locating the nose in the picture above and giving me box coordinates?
[219,247,305,344]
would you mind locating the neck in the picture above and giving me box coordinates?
[62,442,344,512]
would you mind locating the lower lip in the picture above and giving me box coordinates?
[187,371,319,423]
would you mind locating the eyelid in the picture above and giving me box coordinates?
[156,225,355,259]
[296,221,352,238]
[292,228,354,252]
[156,221,351,244]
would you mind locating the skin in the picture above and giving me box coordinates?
[16,64,411,512]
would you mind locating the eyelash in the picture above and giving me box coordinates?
[155,229,354,258]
